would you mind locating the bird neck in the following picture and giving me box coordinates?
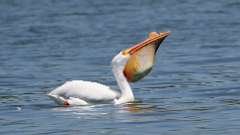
[112,65,134,105]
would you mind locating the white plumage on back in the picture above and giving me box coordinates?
[48,80,119,104]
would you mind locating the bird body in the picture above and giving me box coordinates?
[48,80,119,104]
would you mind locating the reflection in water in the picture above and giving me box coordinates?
[52,104,104,114]
[51,102,157,114]
[121,102,156,113]
[50,102,157,120]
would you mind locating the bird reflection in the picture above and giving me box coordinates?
[121,102,157,113]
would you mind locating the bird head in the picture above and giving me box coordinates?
[120,31,170,82]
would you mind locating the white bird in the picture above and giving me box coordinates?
[48,32,170,106]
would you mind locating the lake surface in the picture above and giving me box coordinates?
[1,0,240,134]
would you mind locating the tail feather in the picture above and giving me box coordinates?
[48,93,88,106]
[47,93,66,105]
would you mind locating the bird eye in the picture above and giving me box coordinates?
[122,48,131,56]
[122,50,128,56]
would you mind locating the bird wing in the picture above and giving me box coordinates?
[48,80,119,102]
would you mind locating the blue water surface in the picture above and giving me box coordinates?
[1,0,240,134]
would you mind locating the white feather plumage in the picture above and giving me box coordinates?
[48,80,119,104]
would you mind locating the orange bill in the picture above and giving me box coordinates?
[123,32,170,82]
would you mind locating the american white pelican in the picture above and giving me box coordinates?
[48,32,170,106]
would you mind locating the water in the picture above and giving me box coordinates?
[0,0,240,134]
